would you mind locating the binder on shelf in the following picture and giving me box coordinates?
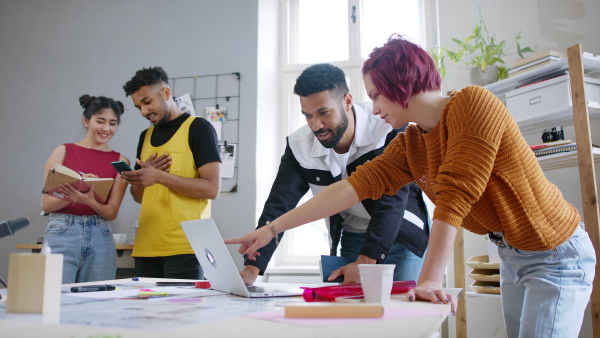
[532,142,600,157]
[533,142,577,157]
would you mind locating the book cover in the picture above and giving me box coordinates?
[43,163,114,203]
[508,60,560,77]
[529,139,574,150]
[513,50,567,68]
[320,255,350,283]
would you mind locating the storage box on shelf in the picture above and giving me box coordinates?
[506,75,600,131]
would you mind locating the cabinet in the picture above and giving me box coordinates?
[453,45,600,337]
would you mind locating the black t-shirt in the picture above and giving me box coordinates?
[134,113,221,170]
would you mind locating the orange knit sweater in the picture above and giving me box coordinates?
[347,86,579,251]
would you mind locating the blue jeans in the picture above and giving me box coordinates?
[44,213,116,284]
[340,231,424,281]
[492,225,595,338]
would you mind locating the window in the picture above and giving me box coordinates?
[271,0,438,269]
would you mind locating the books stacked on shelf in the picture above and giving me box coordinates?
[466,255,500,295]
[529,139,577,157]
[508,50,566,77]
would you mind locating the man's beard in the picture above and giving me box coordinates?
[314,111,348,148]
[153,101,172,126]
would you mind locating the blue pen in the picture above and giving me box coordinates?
[132,277,139,281]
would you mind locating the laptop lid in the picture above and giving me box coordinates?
[181,218,302,298]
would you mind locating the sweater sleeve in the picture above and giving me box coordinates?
[346,135,415,202]
[432,86,507,227]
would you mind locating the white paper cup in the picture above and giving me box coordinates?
[358,264,395,303]
[113,234,127,245]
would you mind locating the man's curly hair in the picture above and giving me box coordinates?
[293,63,349,101]
[123,66,170,97]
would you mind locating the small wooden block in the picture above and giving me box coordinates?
[6,253,63,313]
[284,302,384,318]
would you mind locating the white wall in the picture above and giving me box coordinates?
[437,1,600,337]
[0,0,267,280]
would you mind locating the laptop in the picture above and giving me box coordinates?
[181,218,304,298]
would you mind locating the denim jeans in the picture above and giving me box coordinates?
[44,213,116,284]
[492,225,595,338]
[340,231,425,282]
[134,254,204,279]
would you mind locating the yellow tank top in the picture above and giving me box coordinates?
[133,115,211,257]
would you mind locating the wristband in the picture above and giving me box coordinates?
[266,221,279,245]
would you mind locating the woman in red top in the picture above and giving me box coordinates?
[41,95,130,283]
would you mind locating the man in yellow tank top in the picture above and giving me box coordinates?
[121,67,221,279]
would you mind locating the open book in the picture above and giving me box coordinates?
[43,163,114,203]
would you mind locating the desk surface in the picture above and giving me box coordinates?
[0,278,457,338]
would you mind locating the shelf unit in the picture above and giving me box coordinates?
[453,45,600,337]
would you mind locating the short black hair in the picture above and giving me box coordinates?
[123,66,170,97]
[293,63,349,100]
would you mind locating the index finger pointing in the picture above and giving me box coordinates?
[224,237,245,245]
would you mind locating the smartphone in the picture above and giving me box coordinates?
[111,161,133,174]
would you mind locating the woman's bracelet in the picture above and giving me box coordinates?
[266,221,278,245]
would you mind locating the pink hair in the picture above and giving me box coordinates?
[362,34,441,108]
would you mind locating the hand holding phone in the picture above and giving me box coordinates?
[111,161,133,174]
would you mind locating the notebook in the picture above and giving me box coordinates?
[181,218,303,298]
[320,255,350,283]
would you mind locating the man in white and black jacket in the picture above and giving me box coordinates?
[239,64,429,285]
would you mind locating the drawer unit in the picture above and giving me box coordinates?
[506,74,600,123]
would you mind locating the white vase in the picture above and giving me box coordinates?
[470,65,499,86]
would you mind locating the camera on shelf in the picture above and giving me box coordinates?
[541,126,564,143]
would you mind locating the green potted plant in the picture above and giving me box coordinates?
[431,8,533,85]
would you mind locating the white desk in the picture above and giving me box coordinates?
[0,278,458,338]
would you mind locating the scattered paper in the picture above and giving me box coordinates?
[220,143,236,178]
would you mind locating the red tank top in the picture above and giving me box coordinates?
[56,143,121,216]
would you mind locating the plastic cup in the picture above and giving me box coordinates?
[358,264,395,303]
[112,234,127,245]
